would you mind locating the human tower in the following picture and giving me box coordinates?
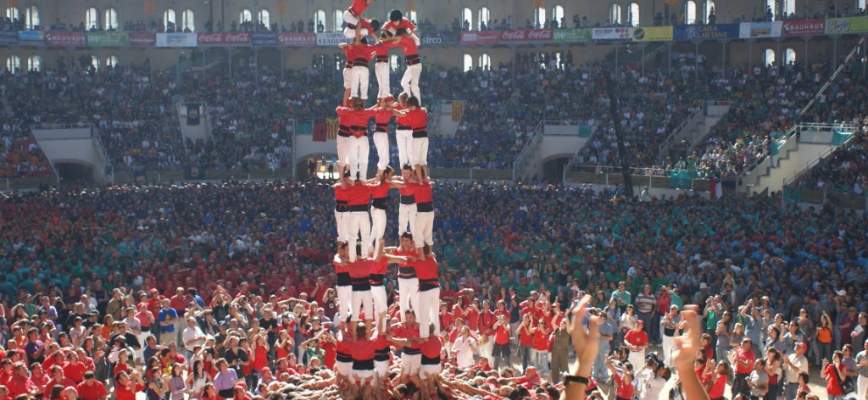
[329,0,443,388]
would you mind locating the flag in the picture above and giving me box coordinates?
[533,0,545,7]
[325,118,340,140]
[709,177,723,200]
[276,0,288,15]
[452,101,464,122]
[405,0,415,11]
[664,0,679,6]
[313,120,326,142]
[144,0,156,14]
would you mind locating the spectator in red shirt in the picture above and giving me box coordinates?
[606,358,635,400]
[732,338,757,398]
[517,314,534,372]
[531,319,550,375]
[492,314,511,370]
[113,371,144,400]
[821,351,846,400]
[74,371,107,400]
[6,363,38,398]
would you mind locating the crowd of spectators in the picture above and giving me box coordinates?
[0,181,865,399]
[792,128,867,194]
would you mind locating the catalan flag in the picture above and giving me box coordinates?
[325,118,340,141]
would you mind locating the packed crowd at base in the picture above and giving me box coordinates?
[0,181,865,399]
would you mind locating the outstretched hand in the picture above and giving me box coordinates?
[671,305,702,371]
[568,294,602,377]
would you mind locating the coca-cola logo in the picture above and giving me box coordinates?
[501,30,527,40]
[527,29,552,40]
[224,33,250,42]
[198,33,223,43]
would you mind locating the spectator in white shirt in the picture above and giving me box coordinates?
[182,317,206,357]
[450,326,478,370]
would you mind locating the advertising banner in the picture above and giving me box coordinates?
[45,31,86,47]
[782,19,825,36]
[316,32,349,46]
[632,26,673,42]
[155,32,197,48]
[553,28,592,43]
[419,32,457,46]
[459,31,501,45]
[224,32,252,45]
[86,32,129,47]
[197,32,227,46]
[738,21,782,38]
[674,23,740,41]
[499,29,553,42]
[278,32,315,47]
[825,16,868,35]
[252,32,278,46]
[592,27,633,40]
[0,32,18,45]
[128,31,156,47]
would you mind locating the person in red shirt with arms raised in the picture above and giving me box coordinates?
[383,10,420,45]
[397,30,422,104]
[341,0,375,38]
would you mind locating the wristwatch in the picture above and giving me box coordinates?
[563,374,590,385]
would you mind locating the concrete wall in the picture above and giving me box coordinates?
[32,128,109,184]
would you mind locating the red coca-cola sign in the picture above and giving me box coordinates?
[197,32,225,45]
[498,29,554,42]
[223,32,251,44]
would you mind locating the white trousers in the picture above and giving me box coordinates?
[335,361,352,377]
[348,211,371,261]
[375,62,391,99]
[401,353,421,376]
[396,130,413,168]
[350,66,370,100]
[370,207,387,249]
[628,349,645,373]
[401,63,422,103]
[347,136,369,181]
[343,68,352,90]
[352,289,374,321]
[397,277,419,321]
[479,337,494,363]
[342,11,369,39]
[371,285,388,324]
[336,135,351,168]
[335,210,350,243]
[417,287,440,338]
[398,203,416,237]
[413,211,434,248]
[373,131,389,171]
[412,137,428,167]
[374,361,389,378]
[336,284,353,322]
[421,363,441,378]
[661,334,674,365]
[857,375,867,400]
[352,369,373,380]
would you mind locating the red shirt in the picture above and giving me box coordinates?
[348,43,374,64]
[75,380,108,400]
[374,41,396,58]
[322,340,336,368]
[352,339,375,361]
[412,182,433,204]
[347,259,371,280]
[335,184,349,204]
[370,182,390,199]
[63,361,87,383]
[392,323,421,350]
[7,375,36,397]
[494,325,510,345]
[373,107,393,127]
[335,107,375,137]
[420,336,441,358]
[624,329,649,348]
[518,326,534,347]
[823,364,844,396]
[709,374,727,398]
[479,311,495,335]
[405,108,428,132]
[614,374,634,399]
[341,46,352,69]
[345,183,372,206]
[114,383,143,400]
[734,349,756,374]
[532,329,550,351]
[348,0,369,16]
[170,294,187,314]
[334,257,349,275]
[415,257,438,281]
[369,257,388,275]
[399,36,418,56]
[384,19,416,33]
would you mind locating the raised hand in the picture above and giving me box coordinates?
[568,294,601,377]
